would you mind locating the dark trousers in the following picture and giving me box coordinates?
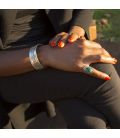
[0,63,120,128]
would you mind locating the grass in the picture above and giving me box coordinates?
[94,9,120,42]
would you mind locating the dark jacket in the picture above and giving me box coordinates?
[0,9,94,128]
[0,9,93,50]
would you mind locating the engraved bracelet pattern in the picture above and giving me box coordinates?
[29,45,44,70]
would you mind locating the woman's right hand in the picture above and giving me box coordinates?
[39,39,117,80]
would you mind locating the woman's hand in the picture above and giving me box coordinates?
[49,26,85,48]
[40,39,117,80]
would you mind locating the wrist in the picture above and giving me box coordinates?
[29,45,44,70]
[38,45,51,67]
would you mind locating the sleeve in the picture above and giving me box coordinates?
[70,9,94,39]
[46,9,94,39]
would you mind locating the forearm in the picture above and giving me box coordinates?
[0,45,49,77]
[70,10,94,32]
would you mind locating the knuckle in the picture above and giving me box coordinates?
[56,32,65,37]
[81,39,87,45]
[102,48,105,51]
[102,49,107,55]
[61,35,68,41]
[100,48,104,54]
[97,55,103,61]
[73,60,83,71]
[80,47,87,55]
[94,42,102,48]
[60,32,67,35]
[97,43,102,48]
[102,48,108,54]
[102,48,107,55]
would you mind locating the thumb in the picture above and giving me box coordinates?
[68,33,80,43]
[68,26,85,42]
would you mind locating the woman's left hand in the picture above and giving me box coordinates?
[49,26,85,48]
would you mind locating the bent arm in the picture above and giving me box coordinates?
[71,10,94,31]
[70,9,94,39]
[0,40,116,80]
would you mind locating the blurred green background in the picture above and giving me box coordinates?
[94,9,120,42]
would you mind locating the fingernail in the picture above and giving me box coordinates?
[113,58,117,63]
[50,41,56,47]
[58,41,65,48]
[105,57,117,64]
[68,36,74,42]
[104,76,111,81]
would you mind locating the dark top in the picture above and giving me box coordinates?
[7,9,55,48]
[0,10,94,50]
[0,9,94,128]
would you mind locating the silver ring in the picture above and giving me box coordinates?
[82,65,93,74]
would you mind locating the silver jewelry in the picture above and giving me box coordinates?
[29,45,44,70]
[83,65,93,74]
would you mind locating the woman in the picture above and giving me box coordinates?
[0,9,120,129]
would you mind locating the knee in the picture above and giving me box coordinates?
[68,116,107,129]
[91,64,120,100]
[101,64,120,99]
[84,116,107,129]
[95,64,119,83]
[0,100,10,128]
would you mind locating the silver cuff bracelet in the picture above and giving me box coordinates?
[29,45,44,70]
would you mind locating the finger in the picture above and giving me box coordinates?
[58,33,69,48]
[85,55,117,65]
[85,47,113,58]
[68,33,80,43]
[83,47,105,56]
[80,36,86,40]
[76,39,112,57]
[82,40,102,48]
[83,41,111,56]
[102,48,111,57]
[68,26,85,43]
[74,40,112,58]
[82,66,111,80]
[83,40,111,57]
[49,32,66,47]
[75,39,102,49]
